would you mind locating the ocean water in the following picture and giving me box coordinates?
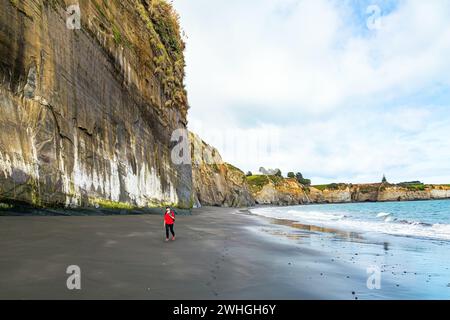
[250,200,450,241]
[250,200,450,299]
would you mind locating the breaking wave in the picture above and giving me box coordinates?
[250,206,450,241]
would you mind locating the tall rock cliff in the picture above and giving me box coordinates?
[190,132,255,208]
[0,0,192,208]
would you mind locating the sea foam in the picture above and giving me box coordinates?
[251,206,450,241]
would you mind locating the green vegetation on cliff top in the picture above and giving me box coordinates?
[246,177,450,194]
[311,182,441,192]
[90,0,187,115]
[312,183,349,191]
[398,183,426,191]
[246,175,284,193]
[135,0,187,114]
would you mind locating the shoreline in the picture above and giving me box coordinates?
[249,199,450,242]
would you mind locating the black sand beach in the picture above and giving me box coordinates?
[0,207,419,299]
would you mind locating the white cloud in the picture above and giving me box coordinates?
[173,0,450,183]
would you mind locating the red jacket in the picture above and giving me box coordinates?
[164,210,175,225]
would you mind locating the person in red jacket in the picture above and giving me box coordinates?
[164,206,176,241]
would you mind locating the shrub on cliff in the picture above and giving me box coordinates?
[313,183,344,191]
[299,178,311,186]
[398,183,426,191]
[246,175,270,193]
[135,0,188,115]
[291,172,311,186]
[149,0,185,60]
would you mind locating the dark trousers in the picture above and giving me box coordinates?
[165,224,175,239]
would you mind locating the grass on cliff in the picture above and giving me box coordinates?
[112,25,122,44]
[246,175,269,188]
[0,203,13,210]
[312,184,330,191]
[246,175,284,192]
[149,0,185,60]
[90,199,136,210]
[397,183,426,191]
[134,0,187,114]
[225,163,244,174]
[312,183,431,192]
[312,183,348,191]
[90,0,187,114]
[9,0,19,7]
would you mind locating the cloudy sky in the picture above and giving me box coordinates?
[172,0,450,184]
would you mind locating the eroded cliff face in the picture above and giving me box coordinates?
[190,132,255,208]
[0,0,192,208]
[246,176,450,205]
[308,184,450,203]
[246,175,309,206]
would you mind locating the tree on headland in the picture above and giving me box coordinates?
[382,175,388,183]
[398,181,422,185]
[299,178,312,186]
[274,169,282,177]
[287,172,295,178]
[294,172,311,186]
[246,171,252,177]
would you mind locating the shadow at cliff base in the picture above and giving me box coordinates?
[0,203,192,217]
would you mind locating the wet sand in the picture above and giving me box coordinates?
[0,206,414,299]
